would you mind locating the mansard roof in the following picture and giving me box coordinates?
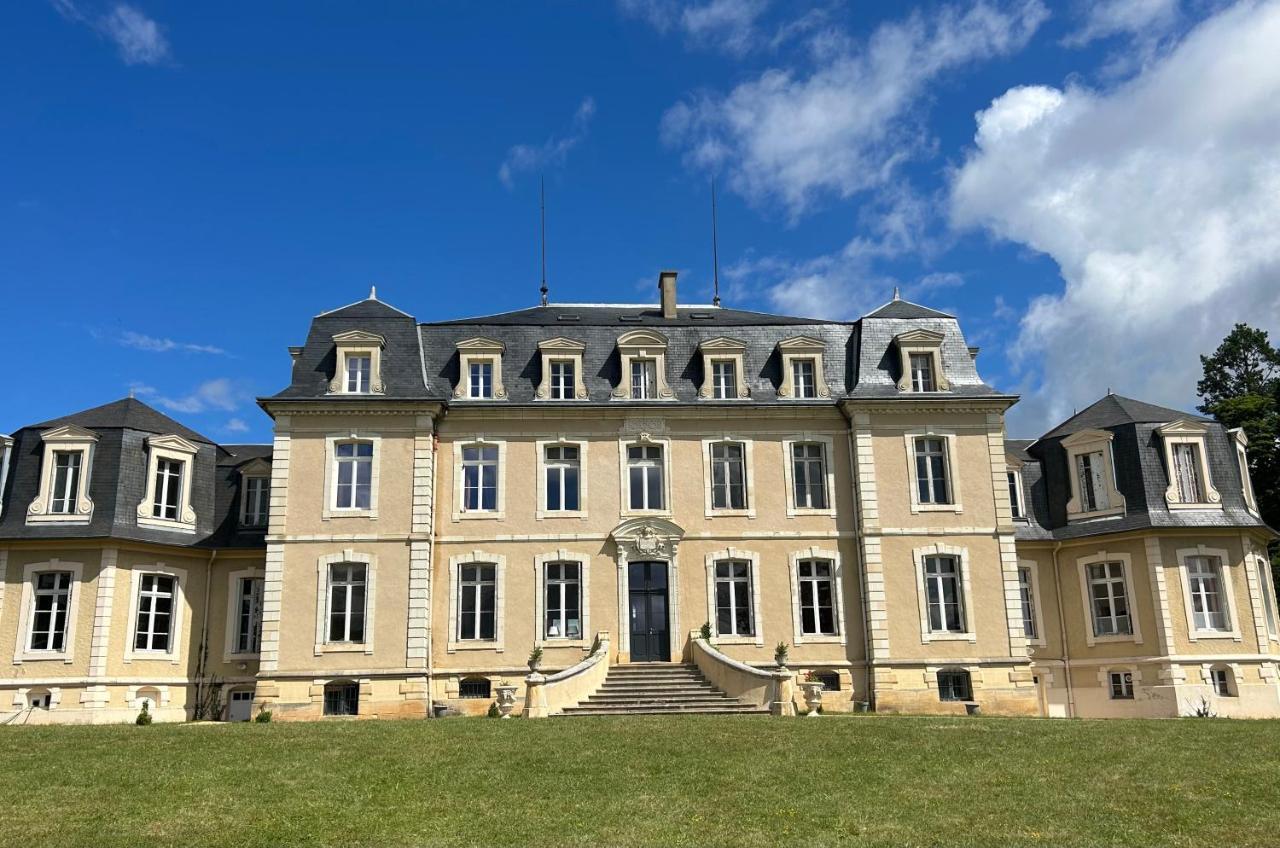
[863,298,953,320]
[32,397,213,444]
[1040,394,1213,440]
[431,304,834,327]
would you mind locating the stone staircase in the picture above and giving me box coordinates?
[560,663,768,716]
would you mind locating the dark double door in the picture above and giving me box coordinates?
[628,561,669,662]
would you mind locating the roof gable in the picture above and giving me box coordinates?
[864,299,953,320]
[29,398,213,444]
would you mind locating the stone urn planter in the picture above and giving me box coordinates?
[527,647,543,673]
[799,681,825,717]
[774,642,789,670]
[494,684,519,719]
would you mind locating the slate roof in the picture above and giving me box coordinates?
[863,299,954,320]
[32,397,213,444]
[1041,394,1212,440]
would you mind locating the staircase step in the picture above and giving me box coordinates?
[562,704,768,715]
[560,663,762,717]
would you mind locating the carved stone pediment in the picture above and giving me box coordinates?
[609,517,684,561]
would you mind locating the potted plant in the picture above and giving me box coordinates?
[799,671,825,717]
[527,647,543,672]
[494,678,519,719]
[774,641,789,668]
[699,622,712,641]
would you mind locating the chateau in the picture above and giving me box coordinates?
[1,274,1275,723]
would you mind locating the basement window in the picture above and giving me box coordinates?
[459,677,492,699]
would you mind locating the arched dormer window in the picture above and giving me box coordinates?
[613,330,673,400]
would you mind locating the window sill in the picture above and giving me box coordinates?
[136,516,197,533]
[453,511,506,522]
[1166,502,1224,511]
[1090,633,1139,644]
[123,651,180,664]
[923,632,976,642]
[314,643,372,656]
[705,509,756,519]
[911,503,963,514]
[1067,507,1125,522]
[446,641,505,653]
[15,651,73,664]
[536,638,591,649]
[323,509,378,521]
[621,509,673,519]
[25,513,93,526]
[712,635,763,646]
[786,507,837,518]
[535,510,588,520]
[797,633,844,644]
[1189,630,1242,641]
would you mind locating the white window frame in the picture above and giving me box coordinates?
[704,548,763,646]
[1061,430,1126,521]
[535,337,588,401]
[612,330,673,401]
[697,337,749,400]
[452,437,506,521]
[328,330,386,395]
[313,550,376,655]
[1007,465,1027,521]
[787,547,847,646]
[454,337,507,401]
[1231,428,1259,514]
[1256,551,1279,642]
[1017,562,1047,647]
[903,430,962,514]
[224,566,264,661]
[535,437,588,520]
[322,432,381,520]
[912,544,975,643]
[701,437,755,518]
[781,434,836,517]
[619,435,672,517]
[533,550,592,648]
[27,425,98,525]
[123,564,186,664]
[895,329,951,393]
[446,552,506,653]
[1175,546,1241,641]
[1104,667,1137,700]
[14,560,83,664]
[238,458,272,529]
[776,337,830,399]
[136,434,199,532]
[1076,552,1143,647]
[1157,420,1222,509]
[1203,663,1239,697]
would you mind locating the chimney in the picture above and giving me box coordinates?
[659,270,678,319]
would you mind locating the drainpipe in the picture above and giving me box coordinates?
[426,426,442,717]
[200,549,217,718]
[1051,541,1074,717]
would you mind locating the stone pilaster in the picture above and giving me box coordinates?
[81,548,118,708]
[258,415,291,677]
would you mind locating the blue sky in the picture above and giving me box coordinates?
[4,0,1278,442]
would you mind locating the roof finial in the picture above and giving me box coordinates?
[711,178,721,307]
[369,285,378,301]
[892,285,901,301]
[539,176,549,307]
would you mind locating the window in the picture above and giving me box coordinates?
[1186,555,1229,632]
[242,476,269,527]
[813,671,840,691]
[133,574,176,653]
[923,556,965,633]
[49,451,82,514]
[28,572,72,652]
[1171,442,1204,504]
[326,563,367,643]
[798,559,838,636]
[715,561,754,637]
[909,353,936,392]
[711,360,737,399]
[1109,671,1134,700]
[709,442,747,511]
[1075,450,1110,513]
[323,682,359,716]
[544,562,582,640]
[914,438,951,505]
[1088,562,1132,637]
[334,441,373,510]
[459,677,492,699]
[1235,432,1258,512]
[1018,566,1038,641]
[631,359,657,399]
[937,668,972,702]
[1007,471,1024,520]
[457,564,497,641]
[461,445,499,512]
[791,358,817,399]
[1211,667,1235,697]
[627,445,664,511]
[544,446,580,512]
[152,458,184,520]
[469,361,494,399]
[236,577,264,654]
[27,689,52,710]
[1261,557,1279,639]
[791,443,828,510]
[345,354,371,393]
[549,360,575,400]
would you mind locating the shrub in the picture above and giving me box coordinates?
[527,647,543,669]
[699,622,712,641]
[254,709,273,723]
[588,634,602,656]
[487,701,501,718]
[135,700,153,726]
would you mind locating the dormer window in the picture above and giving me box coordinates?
[470,361,493,398]
[535,338,587,401]
[631,359,657,399]
[697,337,749,400]
[1076,451,1108,512]
[910,354,935,392]
[136,434,199,532]
[1061,429,1126,521]
[1007,468,1025,520]
[1157,420,1221,509]
[712,362,737,399]
[50,452,83,514]
[895,329,949,393]
[237,457,272,529]
[27,425,97,526]
[153,458,184,520]
[550,361,575,399]
[328,330,386,395]
[792,359,817,398]
[1231,428,1259,513]
[454,337,506,401]
[776,337,830,399]
[613,330,673,401]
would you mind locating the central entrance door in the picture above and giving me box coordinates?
[628,561,670,662]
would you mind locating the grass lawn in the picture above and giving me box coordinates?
[3,714,1279,847]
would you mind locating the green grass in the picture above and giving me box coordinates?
[2,715,1278,847]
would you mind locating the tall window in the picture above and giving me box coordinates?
[1075,450,1110,512]
[1007,471,1023,519]
[798,559,837,636]
[1088,562,1132,637]
[914,438,951,505]
[549,361,575,400]
[792,443,828,510]
[909,353,936,392]
[711,361,737,399]
[334,441,373,510]
[134,574,176,652]
[461,445,499,512]
[544,562,581,640]
[152,458,184,520]
[1109,671,1134,700]
[792,359,817,398]
[243,477,269,527]
[715,561,754,637]
[327,563,366,643]
[236,576,264,653]
[1172,442,1204,503]
[544,445,580,512]
[1018,566,1038,640]
[50,451,82,514]
[937,668,972,702]
[345,354,371,393]
[1186,555,1230,631]
[28,571,72,652]
[631,359,657,399]
[469,361,493,398]
[923,555,965,633]
[458,564,497,641]
[627,445,664,510]
[1261,559,1279,638]
[709,442,747,510]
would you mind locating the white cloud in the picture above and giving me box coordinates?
[619,0,771,54]
[223,418,250,434]
[118,331,226,355]
[498,97,596,188]
[51,2,172,66]
[140,378,244,414]
[1063,0,1180,46]
[950,0,1280,435]
[660,1,1047,217]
